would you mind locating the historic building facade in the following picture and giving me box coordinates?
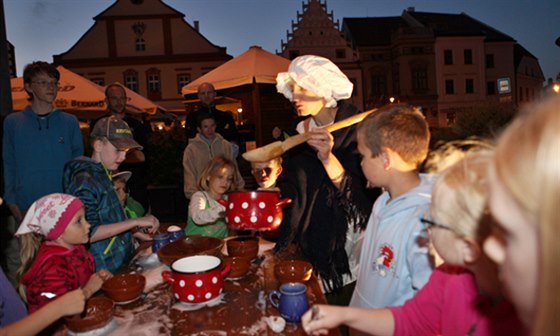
[279,1,544,126]
[53,0,232,111]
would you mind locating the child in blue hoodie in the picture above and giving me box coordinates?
[350,104,435,309]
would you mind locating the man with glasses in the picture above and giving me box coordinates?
[2,61,83,285]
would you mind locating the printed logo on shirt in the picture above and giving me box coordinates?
[373,243,396,277]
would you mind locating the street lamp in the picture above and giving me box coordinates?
[237,107,243,125]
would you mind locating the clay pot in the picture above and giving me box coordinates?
[274,260,313,283]
[219,191,291,231]
[65,297,114,333]
[222,256,251,279]
[157,235,224,266]
[226,236,259,260]
[101,273,146,303]
[162,255,231,303]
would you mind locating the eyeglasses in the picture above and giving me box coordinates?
[32,80,59,88]
[420,218,453,232]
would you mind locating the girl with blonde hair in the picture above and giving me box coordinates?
[483,95,560,334]
[15,193,112,313]
[185,156,241,238]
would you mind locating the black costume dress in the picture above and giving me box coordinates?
[275,100,373,292]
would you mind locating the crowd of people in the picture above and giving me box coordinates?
[1,57,559,335]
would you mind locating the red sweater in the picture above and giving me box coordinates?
[21,243,95,313]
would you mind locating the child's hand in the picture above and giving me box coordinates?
[133,231,154,242]
[135,215,160,234]
[55,289,86,317]
[82,269,112,298]
[301,305,341,335]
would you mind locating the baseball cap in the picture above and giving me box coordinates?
[91,115,142,150]
[112,170,132,182]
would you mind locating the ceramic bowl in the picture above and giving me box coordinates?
[157,235,224,266]
[274,260,313,283]
[222,256,251,279]
[65,297,114,333]
[226,236,259,260]
[101,273,146,303]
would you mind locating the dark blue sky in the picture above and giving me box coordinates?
[5,0,559,82]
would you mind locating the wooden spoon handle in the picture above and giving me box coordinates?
[325,108,377,133]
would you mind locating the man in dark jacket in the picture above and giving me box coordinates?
[185,82,238,143]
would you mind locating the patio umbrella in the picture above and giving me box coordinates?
[181,45,290,95]
[11,66,159,118]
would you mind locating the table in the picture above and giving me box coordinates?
[98,241,340,335]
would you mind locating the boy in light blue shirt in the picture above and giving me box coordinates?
[350,104,435,308]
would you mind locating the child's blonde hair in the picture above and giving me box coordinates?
[357,104,430,168]
[430,150,493,241]
[198,156,240,193]
[494,96,560,335]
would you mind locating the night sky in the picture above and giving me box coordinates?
[4,0,559,82]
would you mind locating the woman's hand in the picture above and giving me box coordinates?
[307,127,334,162]
[55,289,87,317]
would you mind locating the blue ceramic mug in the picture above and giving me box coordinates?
[152,233,170,253]
[166,225,184,242]
[268,282,309,323]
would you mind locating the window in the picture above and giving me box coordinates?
[371,74,386,96]
[445,80,454,94]
[412,67,428,91]
[123,69,138,92]
[465,79,474,93]
[146,68,161,100]
[444,50,453,65]
[177,74,191,94]
[464,49,473,65]
[335,49,346,59]
[487,81,495,95]
[486,54,494,68]
[135,38,146,51]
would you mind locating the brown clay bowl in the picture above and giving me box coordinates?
[65,296,114,333]
[226,236,259,260]
[101,273,145,303]
[222,256,251,279]
[157,235,224,266]
[274,260,313,283]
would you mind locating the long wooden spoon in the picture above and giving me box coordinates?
[242,108,377,162]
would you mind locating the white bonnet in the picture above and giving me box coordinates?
[276,55,353,108]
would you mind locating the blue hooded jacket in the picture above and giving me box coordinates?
[63,157,134,273]
[2,106,83,211]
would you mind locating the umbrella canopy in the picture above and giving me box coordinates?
[11,66,159,116]
[181,46,290,95]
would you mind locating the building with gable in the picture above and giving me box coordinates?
[278,0,363,110]
[53,0,232,111]
[278,2,544,126]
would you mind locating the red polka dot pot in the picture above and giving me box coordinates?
[218,191,292,231]
[162,255,231,304]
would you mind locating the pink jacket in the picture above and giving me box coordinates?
[389,264,526,336]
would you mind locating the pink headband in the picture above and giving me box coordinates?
[15,193,84,241]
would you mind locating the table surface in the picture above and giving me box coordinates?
[71,239,340,335]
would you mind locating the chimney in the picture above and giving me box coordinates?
[193,20,199,31]
[407,7,415,12]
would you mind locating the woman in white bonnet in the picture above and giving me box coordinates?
[275,55,373,300]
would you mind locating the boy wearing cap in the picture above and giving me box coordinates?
[63,116,159,273]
